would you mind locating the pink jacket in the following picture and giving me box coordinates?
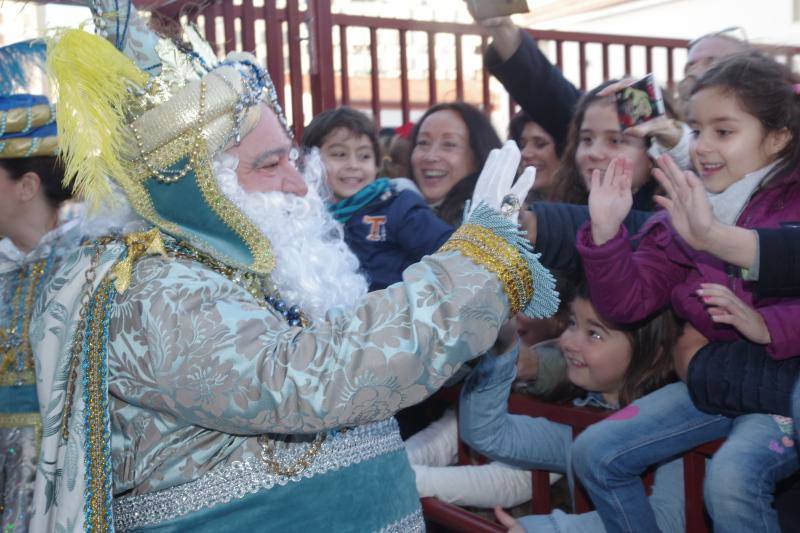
[577,167,800,360]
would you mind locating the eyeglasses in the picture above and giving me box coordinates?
[687,26,748,50]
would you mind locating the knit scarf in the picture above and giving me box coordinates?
[707,160,779,225]
[328,178,391,223]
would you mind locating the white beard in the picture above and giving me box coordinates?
[214,150,368,321]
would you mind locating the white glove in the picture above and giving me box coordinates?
[468,141,536,224]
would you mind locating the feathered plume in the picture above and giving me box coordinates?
[0,39,47,96]
[47,29,149,208]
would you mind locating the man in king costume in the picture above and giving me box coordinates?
[31,2,559,531]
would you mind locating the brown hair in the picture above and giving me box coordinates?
[0,156,71,208]
[301,106,381,163]
[691,50,800,182]
[574,283,677,407]
[549,81,618,204]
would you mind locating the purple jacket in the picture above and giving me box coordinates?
[577,166,800,360]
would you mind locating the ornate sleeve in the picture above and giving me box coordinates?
[108,207,558,434]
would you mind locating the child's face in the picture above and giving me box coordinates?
[689,87,790,193]
[559,297,632,405]
[575,100,652,193]
[320,128,378,200]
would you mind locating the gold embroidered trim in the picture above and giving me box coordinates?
[85,280,113,532]
[440,224,533,315]
[1,260,48,386]
[111,228,168,293]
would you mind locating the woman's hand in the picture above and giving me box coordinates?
[698,283,771,344]
[495,506,525,533]
[653,155,716,251]
[589,157,632,245]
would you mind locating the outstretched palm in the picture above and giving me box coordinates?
[653,154,715,251]
[588,157,633,245]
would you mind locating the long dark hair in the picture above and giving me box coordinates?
[549,81,618,204]
[692,50,800,182]
[409,102,501,225]
[0,156,71,208]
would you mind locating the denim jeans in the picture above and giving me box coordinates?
[459,348,684,533]
[573,382,799,533]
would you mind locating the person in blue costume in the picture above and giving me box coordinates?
[302,106,453,291]
[30,2,559,532]
[0,39,80,533]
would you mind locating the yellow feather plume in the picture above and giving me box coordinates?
[47,29,149,209]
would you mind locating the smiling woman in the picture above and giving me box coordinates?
[409,102,502,226]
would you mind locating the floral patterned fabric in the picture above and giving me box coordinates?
[0,216,84,533]
[31,236,512,530]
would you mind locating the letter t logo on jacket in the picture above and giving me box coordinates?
[362,215,387,242]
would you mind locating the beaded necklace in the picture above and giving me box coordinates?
[1,258,50,386]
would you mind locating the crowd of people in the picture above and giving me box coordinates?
[1,1,800,532]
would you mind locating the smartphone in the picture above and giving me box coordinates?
[467,0,530,21]
[615,73,666,129]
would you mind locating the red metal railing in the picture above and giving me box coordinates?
[158,1,692,137]
[160,1,800,138]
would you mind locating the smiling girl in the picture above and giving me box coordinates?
[574,51,800,532]
[459,284,678,532]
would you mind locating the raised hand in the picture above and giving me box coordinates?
[589,157,632,245]
[698,283,771,344]
[653,154,716,250]
[469,141,536,224]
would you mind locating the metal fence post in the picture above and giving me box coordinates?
[307,0,336,117]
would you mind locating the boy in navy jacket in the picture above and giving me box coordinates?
[302,107,453,291]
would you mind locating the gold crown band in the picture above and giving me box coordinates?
[0,104,54,136]
[0,135,58,159]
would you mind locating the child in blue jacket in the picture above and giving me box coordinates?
[302,107,453,291]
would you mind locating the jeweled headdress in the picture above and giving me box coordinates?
[48,0,289,274]
[0,40,58,159]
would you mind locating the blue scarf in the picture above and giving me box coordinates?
[328,178,391,223]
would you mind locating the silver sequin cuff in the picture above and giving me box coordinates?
[113,418,405,531]
[379,509,425,533]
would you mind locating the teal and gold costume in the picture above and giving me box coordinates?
[0,39,75,532]
[31,3,559,531]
